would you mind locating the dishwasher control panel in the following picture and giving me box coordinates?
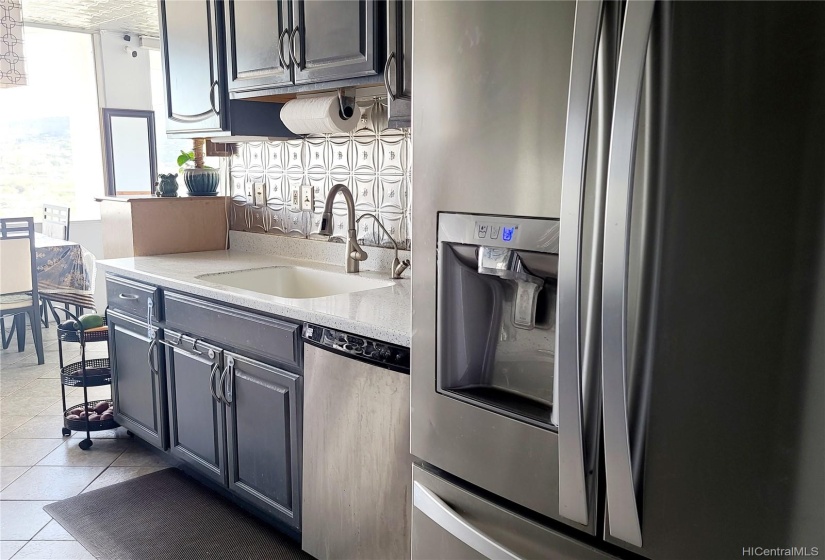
[303,324,410,374]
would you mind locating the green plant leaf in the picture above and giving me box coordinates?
[176,150,194,167]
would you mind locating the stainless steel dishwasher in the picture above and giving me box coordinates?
[301,323,411,560]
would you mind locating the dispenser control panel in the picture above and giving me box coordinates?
[475,221,519,243]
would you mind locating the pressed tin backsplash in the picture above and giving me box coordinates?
[228,101,411,250]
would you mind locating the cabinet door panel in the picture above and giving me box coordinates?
[292,0,382,84]
[165,333,226,485]
[159,0,226,135]
[225,353,301,529]
[226,0,292,93]
[109,310,167,450]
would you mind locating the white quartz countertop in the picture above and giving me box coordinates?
[98,250,411,346]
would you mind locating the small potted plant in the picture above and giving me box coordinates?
[178,138,220,196]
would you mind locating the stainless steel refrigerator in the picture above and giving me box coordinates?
[410,1,825,558]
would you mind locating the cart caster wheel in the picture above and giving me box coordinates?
[126,430,134,437]
[79,439,93,450]
[61,428,71,437]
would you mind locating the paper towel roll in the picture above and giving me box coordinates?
[280,96,362,135]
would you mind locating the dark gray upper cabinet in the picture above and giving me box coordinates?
[159,0,228,135]
[386,0,411,128]
[165,332,226,486]
[225,0,292,94]
[291,0,383,85]
[109,309,168,451]
[224,353,301,530]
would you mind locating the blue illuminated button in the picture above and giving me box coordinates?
[502,227,515,242]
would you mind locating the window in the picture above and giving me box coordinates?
[0,27,104,220]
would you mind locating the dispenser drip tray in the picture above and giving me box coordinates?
[445,385,554,428]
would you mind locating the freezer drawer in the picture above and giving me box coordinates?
[412,465,613,560]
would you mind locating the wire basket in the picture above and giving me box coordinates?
[60,358,112,387]
[63,399,118,432]
[57,316,109,344]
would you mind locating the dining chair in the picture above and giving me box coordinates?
[42,204,71,241]
[0,217,45,364]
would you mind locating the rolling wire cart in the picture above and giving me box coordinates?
[55,309,118,450]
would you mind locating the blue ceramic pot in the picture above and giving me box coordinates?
[183,168,220,196]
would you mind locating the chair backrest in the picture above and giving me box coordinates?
[42,204,70,241]
[0,217,37,297]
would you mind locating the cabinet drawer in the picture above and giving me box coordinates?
[163,292,300,369]
[106,275,161,321]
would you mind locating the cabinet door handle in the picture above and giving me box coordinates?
[288,26,301,67]
[277,28,291,69]
[209,362,221,402]
[219,358,234,404]
[383,51,397,101]
[118,293,139,300]
[209,80,220,115]
[147,333,158,376]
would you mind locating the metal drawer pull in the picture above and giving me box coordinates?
[147,333,158,376]
[191,338,204,355]
[221,356,234,403]
[118,293,139,300]
[289,26,301,67]
[168,332,183,346]
[383,51,397,100]
[277,28,290,69]
[209,80,220,115]
[413,482,522,560]
[218,359,234,404]
[209,362,221,402]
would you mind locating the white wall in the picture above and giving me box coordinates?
[94,31,153,110]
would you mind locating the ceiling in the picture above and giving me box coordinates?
[22,0,159,36]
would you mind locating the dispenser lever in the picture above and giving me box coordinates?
[477,247,544,329]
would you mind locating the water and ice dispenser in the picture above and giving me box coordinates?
[437,213,560,429]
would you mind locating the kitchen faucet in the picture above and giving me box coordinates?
[319,184,368,273]
[355,213,410,279]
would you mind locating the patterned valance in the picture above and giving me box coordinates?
[0,0,26,88]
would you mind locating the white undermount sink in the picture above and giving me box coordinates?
[196,266,394,299]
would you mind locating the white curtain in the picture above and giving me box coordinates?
[0,0,27,88]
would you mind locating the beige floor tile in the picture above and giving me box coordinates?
[0,380,33,399]
[0,439,63,467]
[38,438,133,468]
[0,500,53,540]
[3,416,67,440]
[34,401,69,417]
[0,466,105,500]
[32,519,74,541]
[82,466,165,493]
[0,467,29,490]
[3,379,66,401]
[69,427,131,440]
[0,396,61,418]
[111,446,172,468]
[0,417,31,438]
[10,540,93,560]
[0,541,26,560]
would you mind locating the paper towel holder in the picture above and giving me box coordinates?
[337,87,357,121]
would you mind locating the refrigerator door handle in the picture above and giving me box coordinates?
[413,481,522,560]
[601,0,655,549]
[555,0,604,527]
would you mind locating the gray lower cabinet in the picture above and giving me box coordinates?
[164,332,226,486]
[224,352,302,530]
[108,309,168,451]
